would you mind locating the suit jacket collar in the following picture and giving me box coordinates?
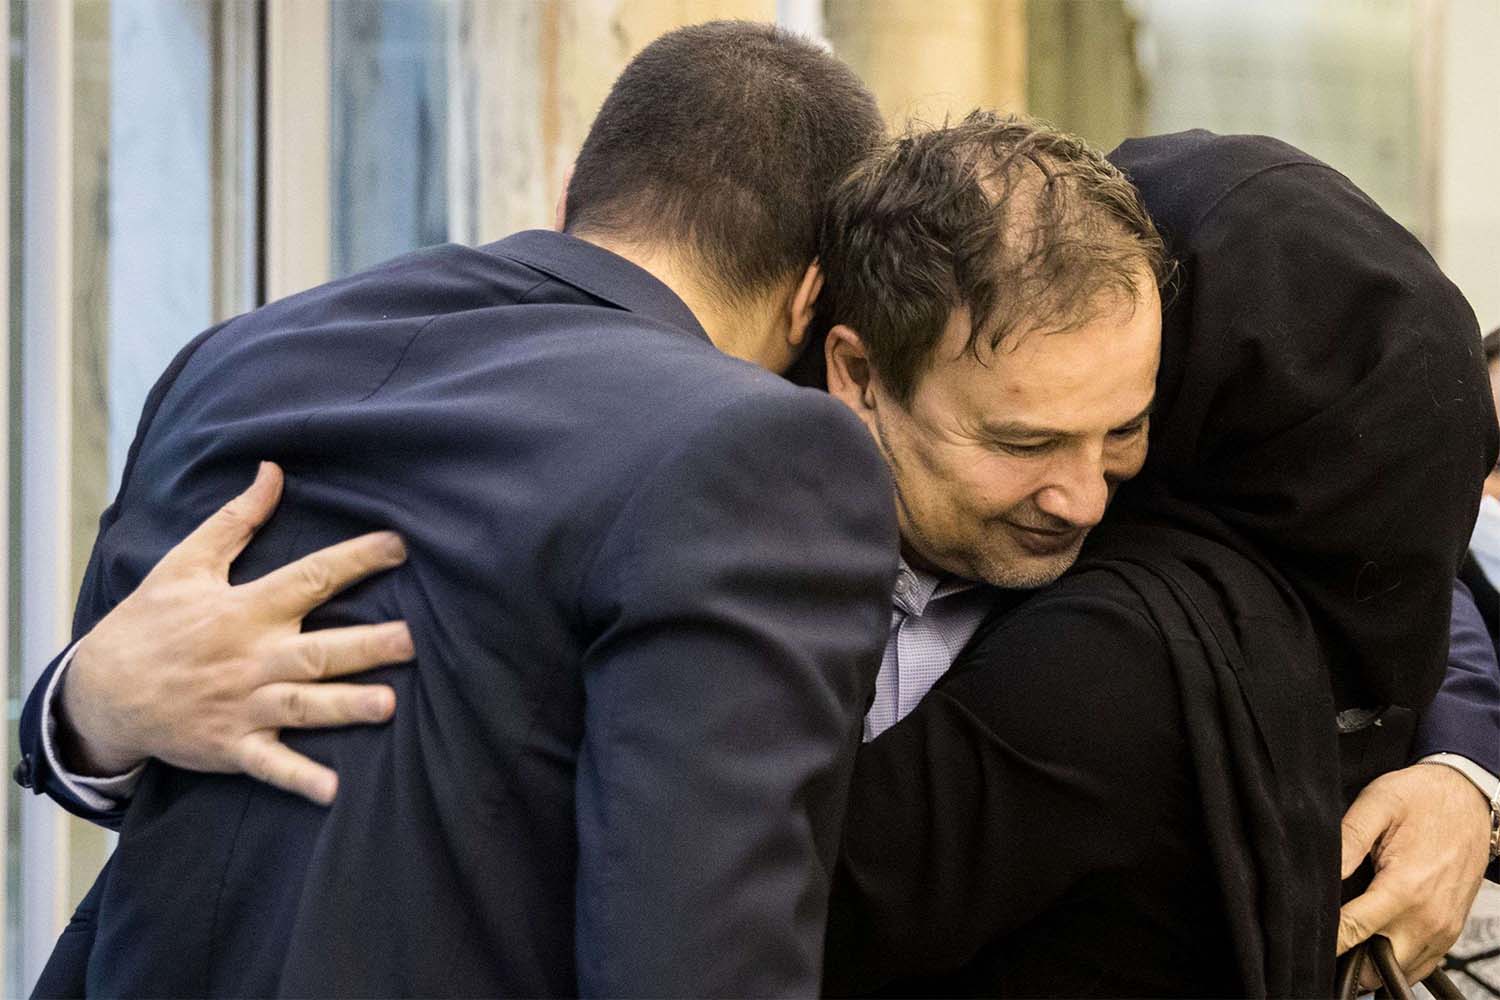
[485,230,711,345]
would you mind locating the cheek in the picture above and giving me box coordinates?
[943,451,1038,515]
[1107,438,1149,480]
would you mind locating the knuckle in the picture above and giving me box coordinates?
[297,560,337,603]
[1387,870,1426,904]
[1411,901,1441,927]
[239,740,272,780]
[209,729,239,765]
[1404,917,1440,953]
[280,687,309,726]
[244,741,296,792]
[300,640,332,681]
[1406,919,1452,956]
[215,500,253,537]
[1340,815,1370,845]
[363,628,393,664]
[222,653,259,685]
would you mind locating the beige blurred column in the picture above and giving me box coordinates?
[1027,0,1144,152]
[264,0,331,300]
[1433,0,1500,330]
[825,0,1026,126]
[449,0,775,245]
[67,0,117,922]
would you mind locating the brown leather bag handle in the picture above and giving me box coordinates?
[1336,935,1465,1000]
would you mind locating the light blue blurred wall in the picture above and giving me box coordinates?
[107,0,213,491]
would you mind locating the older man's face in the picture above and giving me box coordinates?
[867,271,1161,588]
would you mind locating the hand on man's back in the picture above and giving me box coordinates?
[57,461,412,806]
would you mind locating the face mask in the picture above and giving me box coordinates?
[1469,494,1500,585]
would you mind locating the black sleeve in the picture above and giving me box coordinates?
[823,584,1195,994]
[15,320,230,827]
[575,388,898,997]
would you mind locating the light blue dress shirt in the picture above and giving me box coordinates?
[863,560,992,742]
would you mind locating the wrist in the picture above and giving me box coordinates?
[57,637,147,777]
[1418,757,1500,862]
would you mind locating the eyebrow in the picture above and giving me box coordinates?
[980,397,1156,441]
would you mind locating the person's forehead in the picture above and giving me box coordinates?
[918,285,1161,431]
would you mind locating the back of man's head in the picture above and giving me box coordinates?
[814,111,1168,402]
[565,21,883,305]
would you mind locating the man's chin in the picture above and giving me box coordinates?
[973,543,1084,590]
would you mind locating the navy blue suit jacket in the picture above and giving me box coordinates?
[1416,580,1500,885]
[1417,581,1500,774]
[18,231,898,996]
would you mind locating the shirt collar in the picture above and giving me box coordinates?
[482,230,711,345]
[892,558,980,617]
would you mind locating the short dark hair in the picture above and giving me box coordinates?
[565,21,884,304]
[814,111,1169,403]
[1484,327,1500,364]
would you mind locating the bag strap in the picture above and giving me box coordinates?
[1336,935,1465,1000]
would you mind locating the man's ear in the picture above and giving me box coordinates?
[786,261,824,349]
[552,163,575,232]
[825,324,880,424]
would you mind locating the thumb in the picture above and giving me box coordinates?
[1339,786,1392,880]
[160,462,284,575]
[1337,878,1405,956]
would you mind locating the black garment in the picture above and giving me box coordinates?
[22,231,899,997]
[826,132,1496,997]
[824,562,1243,997]
[1113,132,1495,716]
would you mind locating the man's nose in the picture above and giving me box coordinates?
[1033,451,1111,529]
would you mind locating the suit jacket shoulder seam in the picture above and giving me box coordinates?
[356,315,441,403]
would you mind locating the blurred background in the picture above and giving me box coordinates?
[3,0,1498,994]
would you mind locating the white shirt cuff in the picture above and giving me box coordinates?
[1418,753,1500,806]
[42,641,145,811]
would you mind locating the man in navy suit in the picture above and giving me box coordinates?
[16,21,899,997]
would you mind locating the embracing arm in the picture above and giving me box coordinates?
[1337,578,1500,983]
[17,321,228,824]
[575,390,897,997]
[19,318,415,823]
[1413,579,1500,783]
[1419,578,1500,891]
[16,464,414,825]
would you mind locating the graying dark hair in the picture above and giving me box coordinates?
[814,110,1170,403]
